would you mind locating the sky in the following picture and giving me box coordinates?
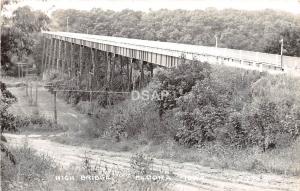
[5,0,300,15]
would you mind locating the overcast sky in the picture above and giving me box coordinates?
[6,0,300,14]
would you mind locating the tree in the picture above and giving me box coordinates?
[0,81,17,164]
[264,28,300,56]
[1,6,50,76]
[154,59,211,119]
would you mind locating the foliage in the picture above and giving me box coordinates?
[1,6,50,75]
[102,62,300,151]
[154,60,211,118]
[0,81,18,165]
[1,143,57,190]
[264,28,300,56]
[0,81,17,132]
[173,67,300,149]
[130,153,154,176]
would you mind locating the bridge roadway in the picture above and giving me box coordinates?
[42,31,300,77]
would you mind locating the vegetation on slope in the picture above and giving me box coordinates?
[49,60,300,175]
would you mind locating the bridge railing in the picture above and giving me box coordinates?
[42,31,300,71]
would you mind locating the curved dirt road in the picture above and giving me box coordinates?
[6,133,300,191]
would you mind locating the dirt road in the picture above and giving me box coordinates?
[5,133,300,191]
[4,83,300,191]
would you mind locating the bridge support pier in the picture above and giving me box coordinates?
[128,58,133,91]
[79,45,83,76]
[70,43,74,78]
[149,63,154,77]
[62,41,67,73]
[57,40,62,71]
[106,52,111,90]
[44,38,49,72]
[48,38,53,71]
[42,37,46,73]
[52,39,57,70]
[90,48,95,90]
[139,60,145,89]
[120,56,124,91]
[111,53,116,90]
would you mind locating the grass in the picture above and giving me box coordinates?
[1,141,58,191]
[1,141,171,191]
[142,139,300,176]
[13,113,64,133]
[52,127,300,176]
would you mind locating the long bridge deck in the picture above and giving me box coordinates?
[42,31,300,75]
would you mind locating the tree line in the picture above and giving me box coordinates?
[51,8,300,56]
[1,6,300,76]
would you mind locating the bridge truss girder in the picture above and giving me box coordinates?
[42,37,155,92]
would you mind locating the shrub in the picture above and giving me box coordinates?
[1,144,57,191]
[173,66,300,149]
[154,60,211,118]
[130,153,154,176]
[1,81,17,133]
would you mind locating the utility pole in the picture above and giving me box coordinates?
[214,35,218,48]
[53,91,57,124]
[18,64,20,79]
[35,85,38,106]
[30,83,33,104]
[66,17,69,32]
[0,59,2,78]
[280,38,284,70]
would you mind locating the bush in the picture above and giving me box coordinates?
[130,153,154,176]
[1,144,57,191]
[173,66,300,149]
[101,61,300,151]
[154,60,211,118]
[1,81,17,132]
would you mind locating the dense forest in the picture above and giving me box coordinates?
[51,8,300,56]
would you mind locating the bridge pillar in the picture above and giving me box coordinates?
[79,45,83,76]
[149,63,154,77]
[41,37,46,73]
[48,38,53,71]
[139,60,145,89]
[70,43,74,78]
[106,52,111,90]
[44,38,49,71]
[57,40,62,71]
[126,58,130,91]
[111,53,116,89]
[52,38,57,70]
[128,58,133,91]
[120,56,124,91]
[62,41,67,73]
[66,42,71,77]
[90,48,95,90]
[48,38,52,70]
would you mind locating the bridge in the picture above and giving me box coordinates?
[41,31,300,90]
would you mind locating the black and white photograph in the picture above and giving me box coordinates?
[1,0,300,190]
